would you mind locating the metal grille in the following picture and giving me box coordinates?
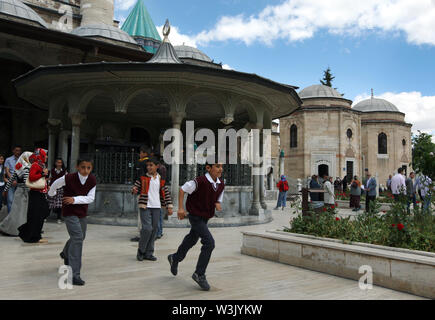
[82,152,252,186]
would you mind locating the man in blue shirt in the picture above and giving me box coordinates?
[4,146,22,213]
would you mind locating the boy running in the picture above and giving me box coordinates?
[168,162,224,291]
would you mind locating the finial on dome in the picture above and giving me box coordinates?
[163,19,170,37]
[371,88,374,98]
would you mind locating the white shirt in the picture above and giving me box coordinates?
[181,173,224,203]
[147,174,161,208]
[48,173,96,204]
[391,173,406,195]
[417,175,433,197]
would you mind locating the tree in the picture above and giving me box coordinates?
[411,131,435,179]
[320,67,335,87]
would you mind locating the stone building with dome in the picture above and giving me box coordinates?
[280,84,413,187]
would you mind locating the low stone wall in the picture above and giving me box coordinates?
[87,184,273,227]
[241,230,435,299]
[336,199,392,211]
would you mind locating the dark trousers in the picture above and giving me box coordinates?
[63,216,87,279]
[365,195,376,212]
[407,194,417,213]
[173,214,215,276]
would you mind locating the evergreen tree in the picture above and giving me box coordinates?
[320,67,335,87]
[412,131,435,179]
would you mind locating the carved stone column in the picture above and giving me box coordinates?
[69,113,86,172]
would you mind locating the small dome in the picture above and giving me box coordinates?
[299,84,343,99]
[71,24,137,44]
[174,45,212,62]
[353,97,400,112]
[0,0,48,28]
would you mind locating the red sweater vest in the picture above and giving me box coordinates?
[186,175,225,219]
[62,173,97,218]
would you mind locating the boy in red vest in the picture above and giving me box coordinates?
[167,162,225,291]
[48,158,96,286]
[132,157,173,261]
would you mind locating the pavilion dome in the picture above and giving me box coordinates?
[174,45,213,63]
[353,97,400,112]
[299,84,343,99]
[71,23,137,45]
[0,0,48,28]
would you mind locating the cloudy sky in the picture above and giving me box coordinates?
[114,0,435,138]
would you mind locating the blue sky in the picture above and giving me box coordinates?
[114,0,435,137]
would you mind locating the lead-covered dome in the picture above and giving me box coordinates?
[71,24,137,45]
[0,0,48,28]
[174,45,212,62]
[299,84,343,99]
[353,97,400,112]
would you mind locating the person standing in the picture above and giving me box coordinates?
[131,146,150,242]
[350,176,362,211]
[406,172,417,214]
[416,174,433,214]
[364,172,377,213]
[132,157,173,261]
[49,158,97,286]
[168,162,225,291]
[0,155,5,210]
[0,152,33,236]
[274,175,289,210]
[47,158,67,224]
[391,168,406,202]
[323,176,335,208]
[342,175,348,193]
[4,146,22,213]
[18,149,49,243]
[309,175,321,202]
[386,175,393,192]
[156,156,167,239]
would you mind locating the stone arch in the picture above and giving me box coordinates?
[345,146,356,158]
[378,132,388,154]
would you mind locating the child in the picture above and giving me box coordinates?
[132,157,173,261]
[47,158,67,224]
[48,158,96,286]
[168,162,225,291]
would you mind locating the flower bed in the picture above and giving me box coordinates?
[286,199,435,253]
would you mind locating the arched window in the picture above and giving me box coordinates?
[290,124,297,148]
[378,133,388,154]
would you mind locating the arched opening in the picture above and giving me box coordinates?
[378,132,388,154]
[318,164,329,178]
[290,124,297,148]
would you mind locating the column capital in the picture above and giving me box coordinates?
[169,111,186,126]
[47,118,62,134]
[69,113,86,126]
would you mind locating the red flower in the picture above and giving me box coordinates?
[391,224,395,227]
[335,217,340,221]
[416,201,420,204]
[322,207,327,212]
[15,162,22,170]
[331,205,335,209]
[382,210,386,213]
[397,223,405,231]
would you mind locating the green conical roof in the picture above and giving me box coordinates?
[121,0,161,53]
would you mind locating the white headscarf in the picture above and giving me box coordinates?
[13,151,33,178]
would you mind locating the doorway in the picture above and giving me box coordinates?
[346,161,354,181]
[318,164,329,178]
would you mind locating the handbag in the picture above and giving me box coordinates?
[25,175,46,190]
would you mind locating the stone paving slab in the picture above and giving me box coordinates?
[0,202,425,300]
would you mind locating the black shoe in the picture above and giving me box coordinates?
[72,277,85,286]
[130,236,140,242]
[168,254,178,276]
[192,272,210,291]
[144,255,157,261]
[156,234,163,239]
[60,252,69,265]
[136,250,144,261]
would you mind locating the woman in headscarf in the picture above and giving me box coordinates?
[0,151,33,236]
[349,175,362,211]
[18,148,50,243]
[274,175,289,211]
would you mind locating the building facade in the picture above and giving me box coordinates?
[280,85,413,187]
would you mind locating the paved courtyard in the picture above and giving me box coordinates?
[0,202,425,300]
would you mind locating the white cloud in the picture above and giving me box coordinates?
[115,0,137,11]
[353,91,435,141]
[156,25,198,47]
[193,0,435,46]
[222,64,233,70]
